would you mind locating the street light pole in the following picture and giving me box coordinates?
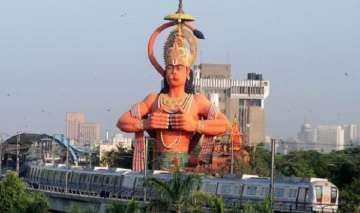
[231,134,234,175]
[270,138,276,211]
[62,135,69,194]
[51,136,55,165]
[0,135,3,176]
[143,137,148,201]
[16,132,21,176]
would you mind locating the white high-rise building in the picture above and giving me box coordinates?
[193,64,270,146]
[316,125,345,153]
[79,123,101,147]
[297,122,317,151]
[342,124,358,146]
[65,112,85,141]
[112,133,133,151]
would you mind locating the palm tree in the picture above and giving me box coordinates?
[107,200,142,213]
[144,168,207,213]
[209,195,225,213]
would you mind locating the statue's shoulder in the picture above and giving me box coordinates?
[193,93,209,103]
[143,93,159,106]
[145,92,158,100]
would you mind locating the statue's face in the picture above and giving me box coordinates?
[165,64,189,88]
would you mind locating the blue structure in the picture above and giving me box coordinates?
[51,134,96,164]
[1,133,96,165]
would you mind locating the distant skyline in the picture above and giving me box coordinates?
[1,0,359,138]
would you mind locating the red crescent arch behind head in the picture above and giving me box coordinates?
[147,22,195,77]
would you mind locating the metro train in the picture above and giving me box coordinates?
[24,165,338,212]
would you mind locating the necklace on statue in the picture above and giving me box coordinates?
[158,93,193,148]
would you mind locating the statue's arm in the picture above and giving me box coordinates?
[195,94,231,136]
[116,93,157,133]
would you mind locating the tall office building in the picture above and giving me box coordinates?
[65,112,85,141]
[193,63,270,146]
[79,123,101,147]
[342,124,358,146]
[316,125,345,153]
[297,122,317,150]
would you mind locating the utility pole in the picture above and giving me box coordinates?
[16,132,21,176]
[143,137,148,201]
[63,134,69,193]
[230,134,234,175]
[66,137,69,169]
[270,138,276,211]
[51,136,55,165]
[89,152,92,169]
[0,135,3,176]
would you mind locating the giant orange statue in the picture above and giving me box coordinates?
[117,0,230,171]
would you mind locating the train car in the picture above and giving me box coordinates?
[24,165,338,212]
[200,176,244,207]
[240,176,338,213]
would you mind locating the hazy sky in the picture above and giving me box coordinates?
[0,0,359,138]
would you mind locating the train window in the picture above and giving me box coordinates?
[275,188,285,198]
[79,174,85,183]
[115,176,121,187]
[331,187,337,203]
[289,189,297,198]
[35,169,40,181]
[135,178,144,188]
[219,184,232,195]
[122,176,135,188]
[49,170,53,181]
[68,172,72,182]
[259,187,269,197]
[61,172,66,181]
[233,184,242,195]
[68,172,73,181]
[203,183,217,193]
[43,170,49,181]
[93,175,98,183]
[110,176,116,185]
[105,176,111,185]
[99,175,104,184]
[97,175,104,184]
[246,185,257,196]
[315,186,323,202]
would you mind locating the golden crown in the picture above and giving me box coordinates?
[164,30,197,67]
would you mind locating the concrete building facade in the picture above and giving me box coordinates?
[342,124,358,146]
[296,122,317,151]
[193,63,270,146]
[316,125,345,153]
[79,123,101,148]
[65,112,101,148]
[65,112,85,142]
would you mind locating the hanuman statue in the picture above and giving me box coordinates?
[117,0,230,171]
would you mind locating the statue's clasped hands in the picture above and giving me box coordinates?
[143,107,197,132]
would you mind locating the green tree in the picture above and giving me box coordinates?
[232,196,271,213]
[106,200,142,213]
[69,205,81,213]
[25,192,49,213]
[0,172,48,213]
[101,145,133,168]
[209,195,225,213]
[248,145,271,177]
[144,168,206,213]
